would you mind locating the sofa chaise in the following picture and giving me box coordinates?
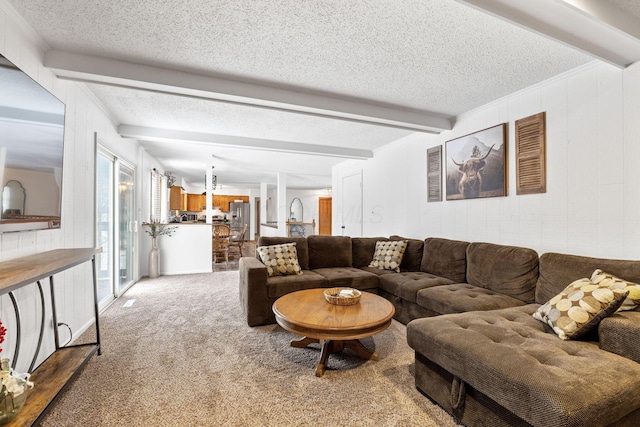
[407,252,640,426]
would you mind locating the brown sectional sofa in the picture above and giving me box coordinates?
[238,235,640,426]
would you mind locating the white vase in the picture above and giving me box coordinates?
[149,237,160,278]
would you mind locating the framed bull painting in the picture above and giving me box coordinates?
[445,123,507,200]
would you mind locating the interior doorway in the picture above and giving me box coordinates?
[318,197,332,235]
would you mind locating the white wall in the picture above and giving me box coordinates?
[334,61,640,260]
[0,1,143,373]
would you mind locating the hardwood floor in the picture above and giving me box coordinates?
[212,241,256,272]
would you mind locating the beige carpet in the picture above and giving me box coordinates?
[38,271,461,427]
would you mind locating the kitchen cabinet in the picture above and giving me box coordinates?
[186,194,205,212]
[212,195,225,211]
[212,195,249,212]
[169,186,186,211]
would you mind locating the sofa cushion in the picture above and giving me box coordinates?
[368,240,407,273]
[599,311,640,364]
[533,278,628,340]
[308,235,352,269]
[591,269,640,311]
[390,236,424,271]
[256,243,303,277]
[466,242,538,303]
[351,237,388,268]
[420,238,469,282]
[358,266,397,277]
[266,270,329,298]
[536,252,640,305]
[416,283,527,315]
[379,272,454,304]
[257,237,309,270]
[312,267,378,291]
[407,306,640,427]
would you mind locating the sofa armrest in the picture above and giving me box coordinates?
[239,257,270,326]
[599,311,640,364]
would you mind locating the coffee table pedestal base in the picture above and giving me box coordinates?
[291,336,379,377]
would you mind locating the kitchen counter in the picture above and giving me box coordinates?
[158,223,212,275]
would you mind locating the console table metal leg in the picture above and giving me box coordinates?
[49,275,60,351]
[8,291,21,370]
[28,280,47,373]
[92,256,101,355]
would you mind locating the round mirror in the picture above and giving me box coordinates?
[2,180,26,215]
[290,198,303,222]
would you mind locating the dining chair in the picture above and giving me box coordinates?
[229,224,248,257]
[212,224,231,265]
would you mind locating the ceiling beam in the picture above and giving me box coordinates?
[44,50,451,133]
[118,125,374,159]
[456,0,640,68]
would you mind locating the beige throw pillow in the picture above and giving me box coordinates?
[533,278,628,340]
[590,269,640,311]
[368,240,407,273]
[257,242,303,277]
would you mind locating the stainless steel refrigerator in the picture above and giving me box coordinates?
[229,202,250,240]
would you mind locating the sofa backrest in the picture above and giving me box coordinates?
[466,242,539,303]
[351,237,388,268]
[389,235,424,272]
[537,252,640,304]
[420,237,469,282]
[308,235,352,269]
[256,236,310,270]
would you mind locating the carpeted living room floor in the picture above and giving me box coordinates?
[38,268,461,426]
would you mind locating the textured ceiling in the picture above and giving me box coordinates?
[607,0,640,18]
[7,0,600,189]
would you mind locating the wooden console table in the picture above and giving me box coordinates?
[0,248,102,426]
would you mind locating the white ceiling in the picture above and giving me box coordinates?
[7,0,640,190]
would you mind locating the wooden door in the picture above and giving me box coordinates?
[318,197,332,235]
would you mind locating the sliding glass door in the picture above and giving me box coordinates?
[118,164,135,294]
[96,152,114,306]
[96,148,136,308]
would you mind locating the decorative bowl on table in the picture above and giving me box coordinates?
[324,287,362,305]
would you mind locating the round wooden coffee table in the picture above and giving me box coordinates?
[272,288,395,377]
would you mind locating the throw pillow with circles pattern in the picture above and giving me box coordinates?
[590,269,640,311]
[533,277,628,340]
[368,240,407,273]
[256,242,302,277]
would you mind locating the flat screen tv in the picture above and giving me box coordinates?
[0,54,65,232]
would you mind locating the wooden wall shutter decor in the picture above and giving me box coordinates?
[427,145,442,202]
[515,112,546,195]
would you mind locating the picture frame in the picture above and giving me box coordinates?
[445,123,507,200]
[427,146,442,202]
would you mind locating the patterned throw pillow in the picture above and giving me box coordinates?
[257,243,303,277]
[590,269,640,311]
[533,278,629,340]
[368,240,407,273]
